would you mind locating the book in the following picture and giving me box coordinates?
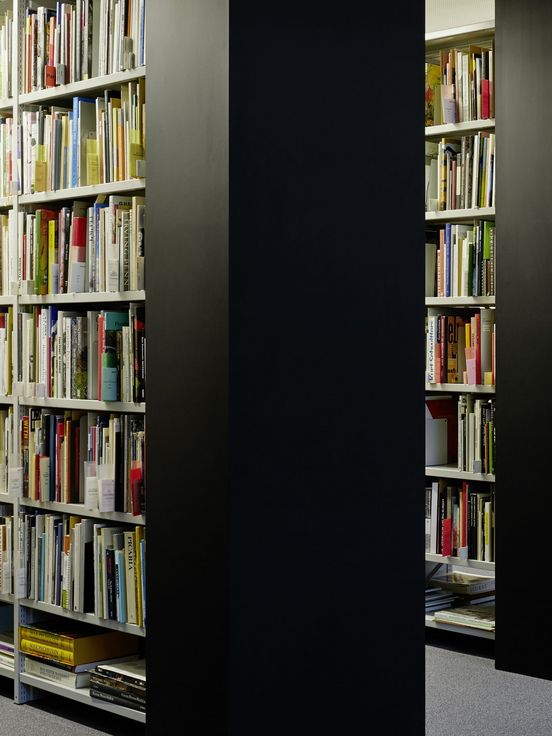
[433,604,495,630]
[429,572,495,595]
[19,622,138,666]
[90,687,146,712]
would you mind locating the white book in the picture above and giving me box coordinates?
[471,134,480,209]
[124,529,137,624]
[430,481,439,554]
[484,500,492,562]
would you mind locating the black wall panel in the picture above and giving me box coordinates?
[229,2,425,734]
[496,0,552,679]
[147,0,229,732]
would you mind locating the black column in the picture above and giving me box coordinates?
[496,0,552,679]
[229,2,425,734]
[147,0,229,732]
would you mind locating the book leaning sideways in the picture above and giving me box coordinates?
[428,572,494,596]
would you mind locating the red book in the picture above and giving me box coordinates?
[442,517,452,557]
[130,468,142,516]
[56,418,64,502]
[474,313,481,384]
[34,454,40,501]
[97,314,105,400]
[481,79,490,119]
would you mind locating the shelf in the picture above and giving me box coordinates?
[19,179,145,205]
[0,662,14,679]
[426,296,495,306]
[0,296,15,306]
[20,67,146,106]
[425,553,495,571]
[0,395,14,405]
[20,498,145,526]
[425,21,495,47]
[0,98,12,112]
[0,197,11,208]
[0,591,13,604]
[0,494,17,506]
[425,207,495,222]
[19,291,145,305]
[20,673,146,723]
[20,599,146,638]
[425,119,495,138]
[425,613,495,639]
[425,465,495,482]
[20,397,145,413]
[425,383,495,394]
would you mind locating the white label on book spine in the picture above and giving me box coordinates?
[458,546,468,561]
[15,567,25,598]
[84,461,99,510]
[8,467,22,496]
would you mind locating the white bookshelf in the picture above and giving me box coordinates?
[425,614,495,640]
[425,465,495,482]
[425,296,495,306]
[425,207,495,222]
[0,662,14,679]
[19,674,146,723]
[19,67,146,105]
[424,23,497,641]
[425,118,495,138]
[20,599,146,638]
[425,553,495,571]
[18,178,145,205]
[19,498,146,526]
[425,383,495,394]
[0,1,149,722]
[19,291,145,305]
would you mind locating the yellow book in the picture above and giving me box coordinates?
[20,625,73,651]
[135,526,144,627]
[465,322,471,349]
[20,629,138,666]
[87,137,99,186]
[48,218,56,294]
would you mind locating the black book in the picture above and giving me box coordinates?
[90,677,146,705]
[90,688,146,713]
[105,547,116,620]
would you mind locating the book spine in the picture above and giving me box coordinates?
[90,687,146,712]
[19,626,74,651]
[20,638,75,664]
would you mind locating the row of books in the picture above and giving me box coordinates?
[425,133,495,212]
[16,408,145,514]
[0,196,146,296]
[425,480,495,561]
[0,10,11,100]
[21,79,145,194]
[0,307,11,396]
[458,395,496,475]
[425,43,494,126]
[0,507,12,595]
[19,512,146,626]
[22,1,146,94]
[0,116,15,199]
[425,221,495,298]
[0,629,13,670]
[426,309,495,385]
[16,304,145,402]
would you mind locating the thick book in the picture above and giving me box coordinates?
[24,655,91,688]
[95,658,145,688]
[429,572,494,595]
[433,604,495,630]
[90,674,146,702]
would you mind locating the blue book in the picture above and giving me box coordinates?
[55,521,62,606]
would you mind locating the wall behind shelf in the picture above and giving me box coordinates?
[426,0,495,33]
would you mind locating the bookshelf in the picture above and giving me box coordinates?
[0,0,148,725]
[425,22,496,639]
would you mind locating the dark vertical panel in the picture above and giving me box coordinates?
[496,0,552,679]
[229,2,425,734]
[146,0,228,732]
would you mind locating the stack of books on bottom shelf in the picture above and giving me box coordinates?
[90,658,146,713]
[20,621,139,689]
[0,631,14,670]
[427,572,495,631]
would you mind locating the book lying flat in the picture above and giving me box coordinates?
[429,572,494,595]
[433,604,495,630]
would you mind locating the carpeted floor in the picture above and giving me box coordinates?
[426,644,552,736]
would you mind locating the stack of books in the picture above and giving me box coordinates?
[0,631,14,670]
[90,657,145,713]
[425,587,455,613]
[19,621,139,688]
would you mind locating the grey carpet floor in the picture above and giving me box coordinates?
[427,645,552,736]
